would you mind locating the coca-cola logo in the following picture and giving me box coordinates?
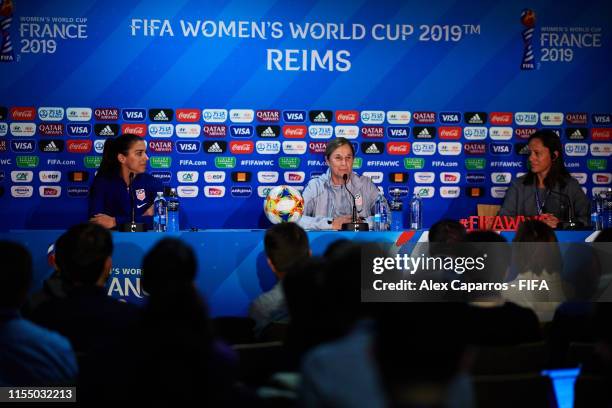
[282,125,307,138]
[438,126,461,139]
[176,109,201,122]
[120,124,146,137]
[10,107,36,121]
[387,142,410,155]
[230,141,254,154]
[592,128,611,141]
[67,140,93,153]
[94,108,119,121]
[335,110,359,124]
[489,112,513,125]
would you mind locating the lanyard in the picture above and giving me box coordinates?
[535,189,550,215]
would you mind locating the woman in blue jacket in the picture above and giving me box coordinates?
[89,134,162,229]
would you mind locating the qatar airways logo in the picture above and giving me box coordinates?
[515,127,537,139]
[203,125,227,137]
[38,123,64,136]
[413,112,436,124]
[256,110,280,122]
[176,109,201,122]
[94,108,119,121]
[565,113,587,125]
[309,141,327,154]
[148,141,173,153]
[361,126,384,138]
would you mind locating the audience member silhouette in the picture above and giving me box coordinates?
[0,240,77,386]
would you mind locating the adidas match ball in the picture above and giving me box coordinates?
[264,185,304,224]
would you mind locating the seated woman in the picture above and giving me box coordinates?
[88,134,162,230]
[298,137,384,230]
[499,129,590,228]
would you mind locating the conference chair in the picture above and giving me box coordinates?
[472,373,557,408]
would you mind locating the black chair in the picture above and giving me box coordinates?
[472,373,557,408]
[233,341,288,385]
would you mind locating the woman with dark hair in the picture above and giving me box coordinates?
[298,137,384,230]
[88,134,162,229]
[499,129,589,228]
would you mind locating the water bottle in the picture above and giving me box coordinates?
[166,188,180,232]
[390,188,403,231]
[374,192,389,231]
[603,188,612,230]
[153,191,167,232]
[409,193,422,230]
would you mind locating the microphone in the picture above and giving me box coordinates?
[342,173,358,223]
[340,173,369,231]
[546,189,583,229]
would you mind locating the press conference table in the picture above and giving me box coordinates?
[1,229,597,317]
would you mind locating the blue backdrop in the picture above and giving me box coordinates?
[0,0,610,230]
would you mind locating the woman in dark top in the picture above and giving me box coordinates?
[499,129,590,228]
[88,134,162,229]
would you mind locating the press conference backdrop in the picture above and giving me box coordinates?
[0,0,610,230]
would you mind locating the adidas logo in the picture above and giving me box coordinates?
[571,129,582,138]
[365,143,380,154]
[100,125,115,136]
[261,127,276,137]
[418,128,430,136]
[314,112,327,122]
[44,141,58,151]
[207,142,222,153]
[154,110,169,121]
[469,114,482,124]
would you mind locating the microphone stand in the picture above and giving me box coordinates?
[547,189,583,230]
[340,173,369,231]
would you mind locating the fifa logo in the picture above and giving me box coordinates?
[0,0,14,62]
[520,9,536,70]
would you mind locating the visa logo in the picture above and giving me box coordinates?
[283,111,306,122]
[387,127,409,138]
[230,125,253,137]
[122,109,146,121]
[11,141,35,152]
[440,112,461,124]
[67,124,92,136]
[491,144,511,155]
[592,114,611,124]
